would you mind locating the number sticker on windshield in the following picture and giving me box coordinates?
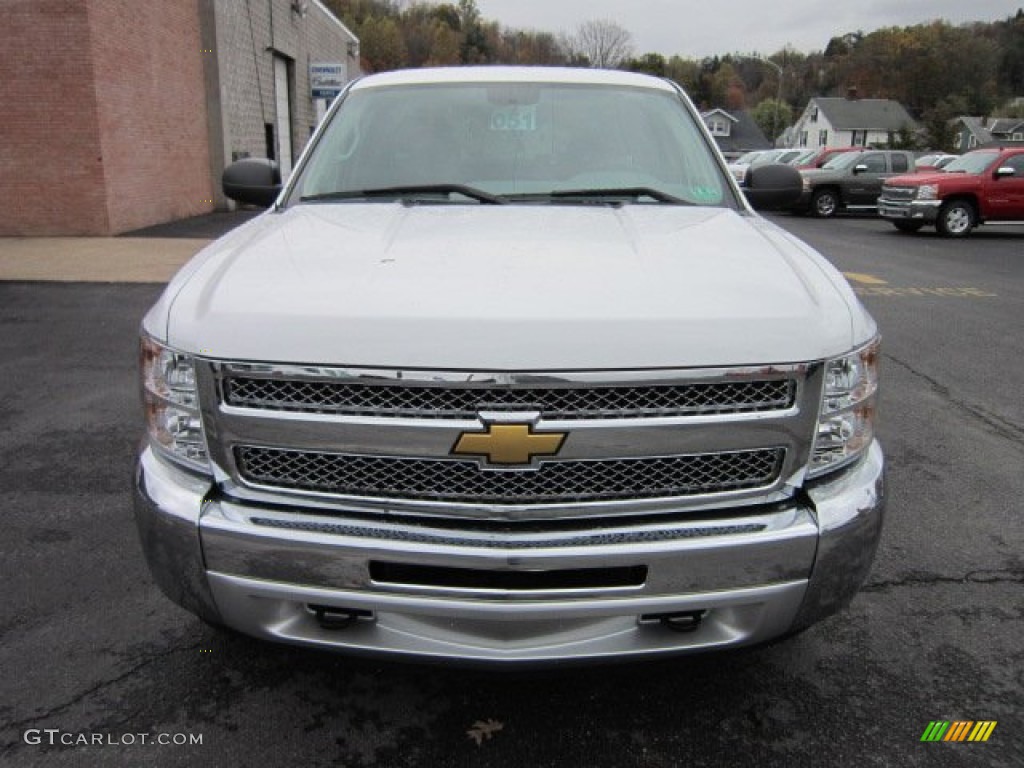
[489,105,537,132]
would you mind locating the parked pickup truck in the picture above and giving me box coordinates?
[878,147,1024,237]
[134,67,884,663]
[793,150,917,218]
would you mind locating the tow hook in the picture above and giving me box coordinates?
[308,604,374,630]
[639,610,707,633]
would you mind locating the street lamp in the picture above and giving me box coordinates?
[741,56,784,146]
[762,58,784,146]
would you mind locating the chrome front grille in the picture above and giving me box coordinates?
[222,376,795,420]
[880,186,916,202]
[234,446,786,504]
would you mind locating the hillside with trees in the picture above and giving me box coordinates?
[324,1,1024,149]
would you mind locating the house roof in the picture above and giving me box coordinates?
[956,117,992,143]
[954,116,1024,143]
[701,108,739,123]
[989,118,1024,135]
[703,109,771,153]
[814,97,918,131]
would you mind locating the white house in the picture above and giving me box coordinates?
[789,94,918,149]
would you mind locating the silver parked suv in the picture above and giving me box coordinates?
[134,67,884,663]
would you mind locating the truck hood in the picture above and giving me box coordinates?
[159,204,867,369]
[885,171,956,187]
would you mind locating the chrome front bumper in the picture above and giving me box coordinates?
[878,198,941,222]
[133,442,885,663]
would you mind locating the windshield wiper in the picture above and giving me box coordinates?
[300,184,508,205]
[546,187,693,205]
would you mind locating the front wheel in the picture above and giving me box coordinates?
[893,220,924,233]
[936,200,976,238]
[811,188,839,218]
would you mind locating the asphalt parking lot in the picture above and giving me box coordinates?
[0,213,1021,767]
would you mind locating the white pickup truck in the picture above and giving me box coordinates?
[134,67,884,663]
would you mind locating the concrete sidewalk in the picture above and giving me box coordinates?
[0,237,211,283]
[0,210,258,283]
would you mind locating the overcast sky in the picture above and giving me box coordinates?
[476,0,1020,59]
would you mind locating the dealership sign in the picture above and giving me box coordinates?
[310,62,344,99]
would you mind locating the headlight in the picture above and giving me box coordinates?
[917,184,939,200]
[809,338,880,478]
[140,335,210,472]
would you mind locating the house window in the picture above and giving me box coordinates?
[819,130,828,146]
[968,135,978,149]
[851,130,867,147]
[799,131,808,147]
[707,118,730,136]
[810,107,818,122]
[1013,132,1023,141]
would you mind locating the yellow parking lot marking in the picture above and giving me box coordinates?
[843,272,889,285]
[853,286,997,298]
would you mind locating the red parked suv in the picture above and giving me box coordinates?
[878,148,1024,237]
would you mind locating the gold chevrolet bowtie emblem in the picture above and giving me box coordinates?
[452,423,567,466]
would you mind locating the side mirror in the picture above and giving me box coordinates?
[742,164,803,210]
[223,158,282,207]
[994,166,1015,179]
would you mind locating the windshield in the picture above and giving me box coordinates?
[821,152,867,171]
[941,151,999,174]
[291,82,735,207]
[750,150,784,166]
[733,151,763,165]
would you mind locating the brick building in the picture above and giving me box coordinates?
[1,0,359,236]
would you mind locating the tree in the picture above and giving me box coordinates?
[665,56,701,97]
[458,0,491,63]
[563,19,634,69]
[750,98,793,143]
[922,94,969,152]
[357,15,408,72]
[885,125,923,150]
[708,62,745,109]
[623,52,667,77]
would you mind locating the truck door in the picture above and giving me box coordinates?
[986,152,1024,220]
[847,152,889,205]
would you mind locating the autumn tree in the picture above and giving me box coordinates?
[325,1,1024,126]
[358,15,408,72]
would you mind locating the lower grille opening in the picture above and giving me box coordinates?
[369,562,647,591]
